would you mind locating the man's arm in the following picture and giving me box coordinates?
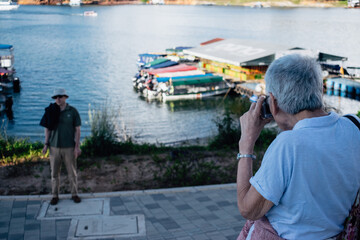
[74,126,81,158]
[237,96,273,220]
[42,128,51,155]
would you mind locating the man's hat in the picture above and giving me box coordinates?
[51,88,69,99]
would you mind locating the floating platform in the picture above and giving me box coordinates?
[233,81,265,97]
[325,77,360,100]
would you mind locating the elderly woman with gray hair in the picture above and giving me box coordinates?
[236,54,360,239]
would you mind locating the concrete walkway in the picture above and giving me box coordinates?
[0,183,246,240]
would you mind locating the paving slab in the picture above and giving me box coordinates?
[0,183,244,240]
[37,198,110,220]
[67,215,146,239]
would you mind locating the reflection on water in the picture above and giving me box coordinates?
[1,5,360,143]
[324,95,360,115]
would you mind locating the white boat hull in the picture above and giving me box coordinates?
[0,82,14,88]
[161,88,229,102]
[0,4,19,10]
[144,89,162,100]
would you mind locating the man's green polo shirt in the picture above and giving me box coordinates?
[49,104,81,148]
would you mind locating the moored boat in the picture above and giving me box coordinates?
[325,77,360,99]
[134,64,199,90]
[0,0,19,11]
[145,75,231,102]
[69,0,81,7]
[0,44,20,92]
[83,11,97,17]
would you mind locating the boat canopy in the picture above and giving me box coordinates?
[166,46,193,53]
[171,75,223,86]
[145,58,169,68]
[156,70,205,78]
[156,73,214,83]
[146,64,198,75]
[137,53,167,66]
[0,67,14,74]
[0,44,13,50]
[148,61,178,70]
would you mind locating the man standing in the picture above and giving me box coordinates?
[40,88,82,205]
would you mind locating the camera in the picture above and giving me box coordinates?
[261,96,273,119]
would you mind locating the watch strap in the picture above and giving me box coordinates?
[237,153,256,160]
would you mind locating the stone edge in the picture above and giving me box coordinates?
[0,183,237,200]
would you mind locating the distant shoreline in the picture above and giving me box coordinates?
[17,0,347,8]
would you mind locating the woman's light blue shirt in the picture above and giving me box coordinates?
[250,112,360,239]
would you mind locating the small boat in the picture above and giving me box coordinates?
[69,0,81,7]
[83,11,98,17]
[347,0,359,7]
[0,0,19,11]
[134,64,199,90]
[145,75,231,102]
[0,44,20,92]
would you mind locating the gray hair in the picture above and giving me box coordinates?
[265,54,323,115]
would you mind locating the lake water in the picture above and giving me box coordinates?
[1,5,360,144]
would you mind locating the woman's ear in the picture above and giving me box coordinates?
[269,93,279,116]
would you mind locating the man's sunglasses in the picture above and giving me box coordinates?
[52,95,65,99]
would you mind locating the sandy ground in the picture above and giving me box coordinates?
[0,150,237,196]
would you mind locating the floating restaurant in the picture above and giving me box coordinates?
[183,38,348,97]
[133,38,358,102]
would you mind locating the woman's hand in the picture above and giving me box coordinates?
[239,96,272,154]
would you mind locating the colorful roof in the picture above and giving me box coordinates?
[171,75,223,86]
[145,58,169,68]
[156,70,205,78]
[0,44,13,50]
[148,61,178,70]
[146,64,198,75]
[156,73,213,83]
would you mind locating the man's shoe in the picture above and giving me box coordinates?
[50,197,59,205]
[72,195,81,203]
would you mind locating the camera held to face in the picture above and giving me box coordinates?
[261,96,273,119]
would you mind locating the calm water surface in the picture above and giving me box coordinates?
[1,5,360,143]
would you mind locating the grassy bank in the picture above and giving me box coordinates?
[1,104,358,195]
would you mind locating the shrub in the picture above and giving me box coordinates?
[81,102,129,157]
[208,111,240,149]
[208,97,251,149]
[81,102,170,157]
[0,121,43,165]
